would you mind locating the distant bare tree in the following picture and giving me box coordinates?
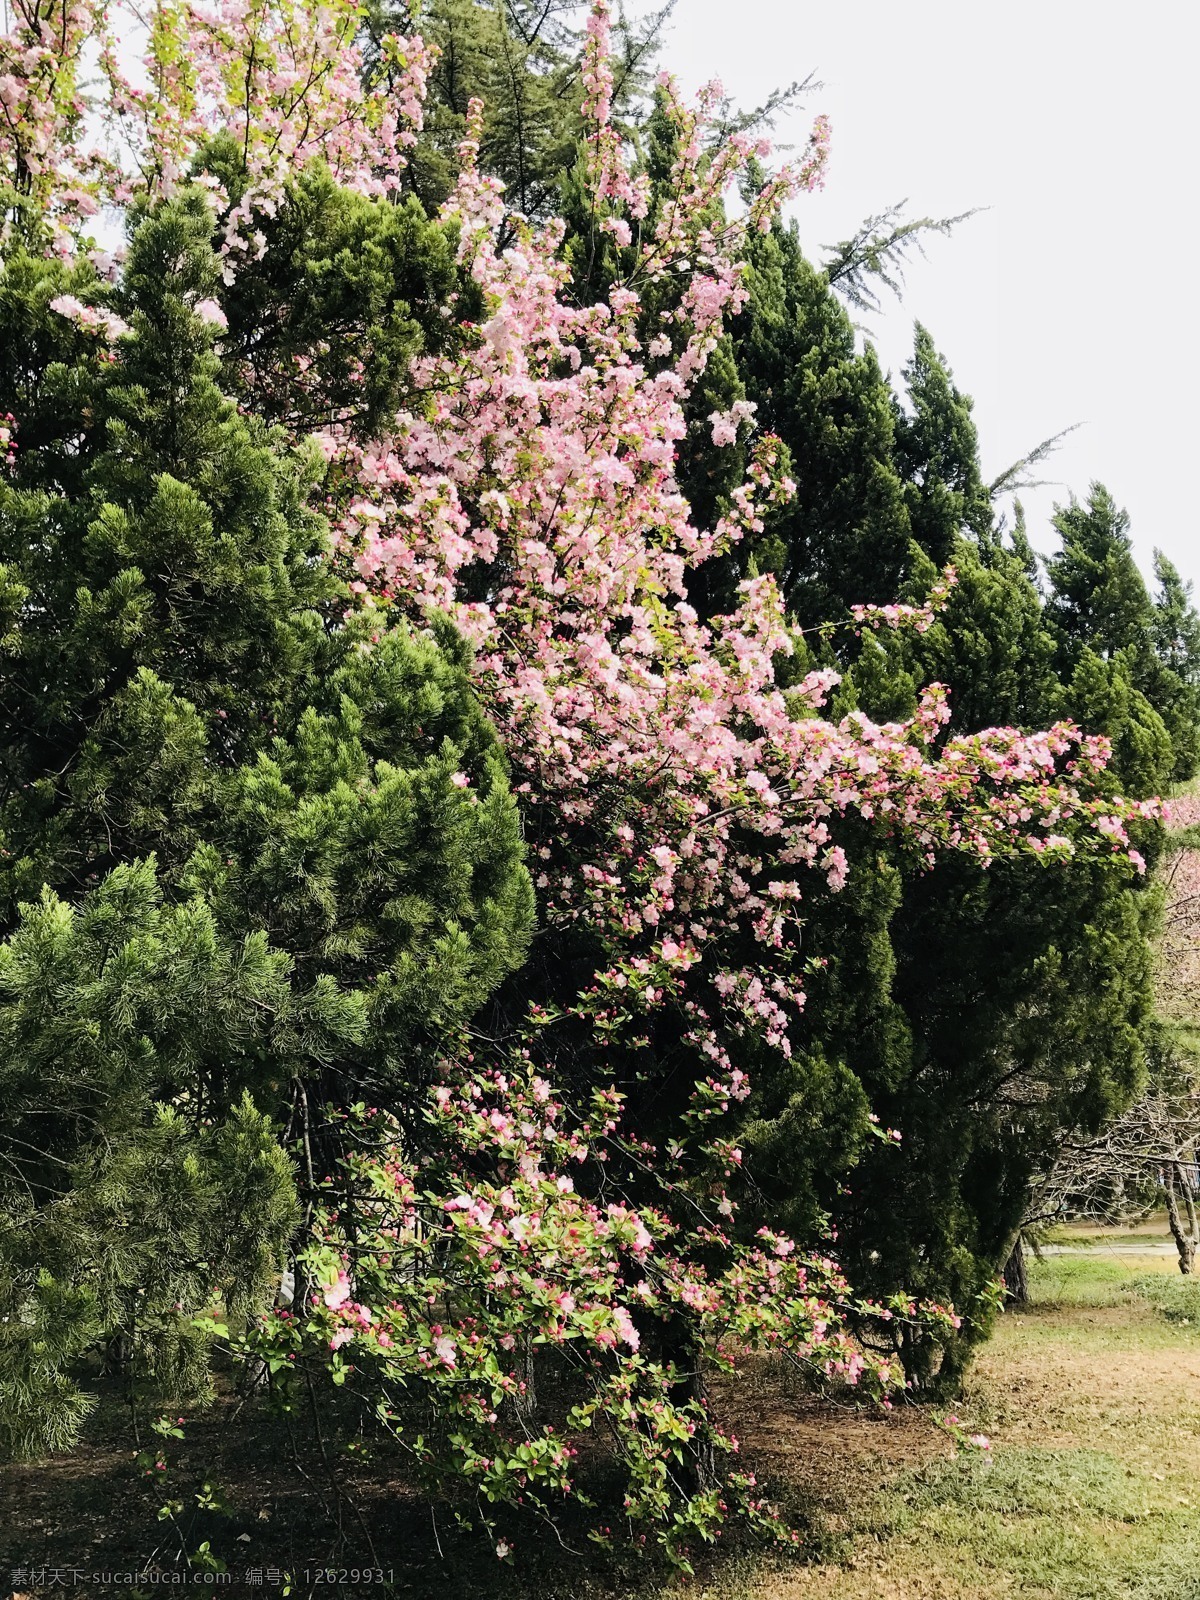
[1020,1088,1200,1274]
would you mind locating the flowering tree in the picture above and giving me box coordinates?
[0,0,1163,1564]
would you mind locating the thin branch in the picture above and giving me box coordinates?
[989,424,1082,501]
[823,202,980,314]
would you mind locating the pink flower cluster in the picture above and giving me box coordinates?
[249,29,1157,1546]
[1,0,432,263]
[48,292,130,342]
[248,1080,945,1563]
[328,55,1156,1072]
[850,564,960,634]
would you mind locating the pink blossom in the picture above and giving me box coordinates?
[323,1272,352,1311]
[193,297,228,329]
[612,1306,640,1349]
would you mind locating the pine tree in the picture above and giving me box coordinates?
[0,865,301,1455]
[0,194,534,1455]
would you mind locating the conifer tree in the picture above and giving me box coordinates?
[386,0,1200,1397]
[716,218,911,623]
[692,237,1180,1384]
[835,379,1175,1383]
[381,0,666,220]
[0,194,534,1454]
[1047,487,1200,782]
[1047,485,1154,661]
[382,0,582,216]
[893,322,994,564]
[1150,553,1200,778]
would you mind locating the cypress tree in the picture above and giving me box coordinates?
[1047,485,1154,662]
[892,322,994,564]
[718,219,911,624]
[699,235,1179,1385]
[1047,486,1200,783]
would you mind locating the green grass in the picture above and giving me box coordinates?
[1024,1251,1178,1307]
[1126,1271,1200,1325]
[677,1230,1200,1600]
[6,1236,1198,1600]
[846,1448,1200,1600]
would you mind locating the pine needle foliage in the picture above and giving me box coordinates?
[0,194,534,1455]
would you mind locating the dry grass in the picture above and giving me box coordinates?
[669,1240,1200,1600]
[4,1235,1199,1600]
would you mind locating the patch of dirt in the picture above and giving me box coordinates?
[742,1568,1021,1600]
[0,1362,960,1600]
[5,1303,1197,1600]
[973,1306,1200,1448]
[711,1366,953,1514]
[0,1378,446,1595]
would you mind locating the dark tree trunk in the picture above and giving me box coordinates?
[512,1333,538,1421]
[1003,1233,1029,1305]
[101,1329,132,1380]
[1165,1162,1198,1275]
[660,1318,717,1493]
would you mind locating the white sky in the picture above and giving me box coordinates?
[655,0,1200,588]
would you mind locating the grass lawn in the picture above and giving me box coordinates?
[675,1229,1200,1600]
[5,1226,1200,1600]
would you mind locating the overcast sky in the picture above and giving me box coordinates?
[653,0,1198,588]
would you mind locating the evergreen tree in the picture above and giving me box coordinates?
[1046,486,1200,783]
[893,322,995,563]
[1153,551,1200,682]
[715,218,911,623]
[692,231,1177,1384]
[381,0,666,221]
[209,154,463,438]
[0,194,534,1454]
[1047,485,1154,661]
[1150,552,1200,778]
[813,548,1163,1383]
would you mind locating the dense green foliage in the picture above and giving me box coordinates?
[711,229,1191,1384]
[379,0,663,220]
[458,0,1200,1377]
[2,0,1196,1483]
[0,195,533,1452]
